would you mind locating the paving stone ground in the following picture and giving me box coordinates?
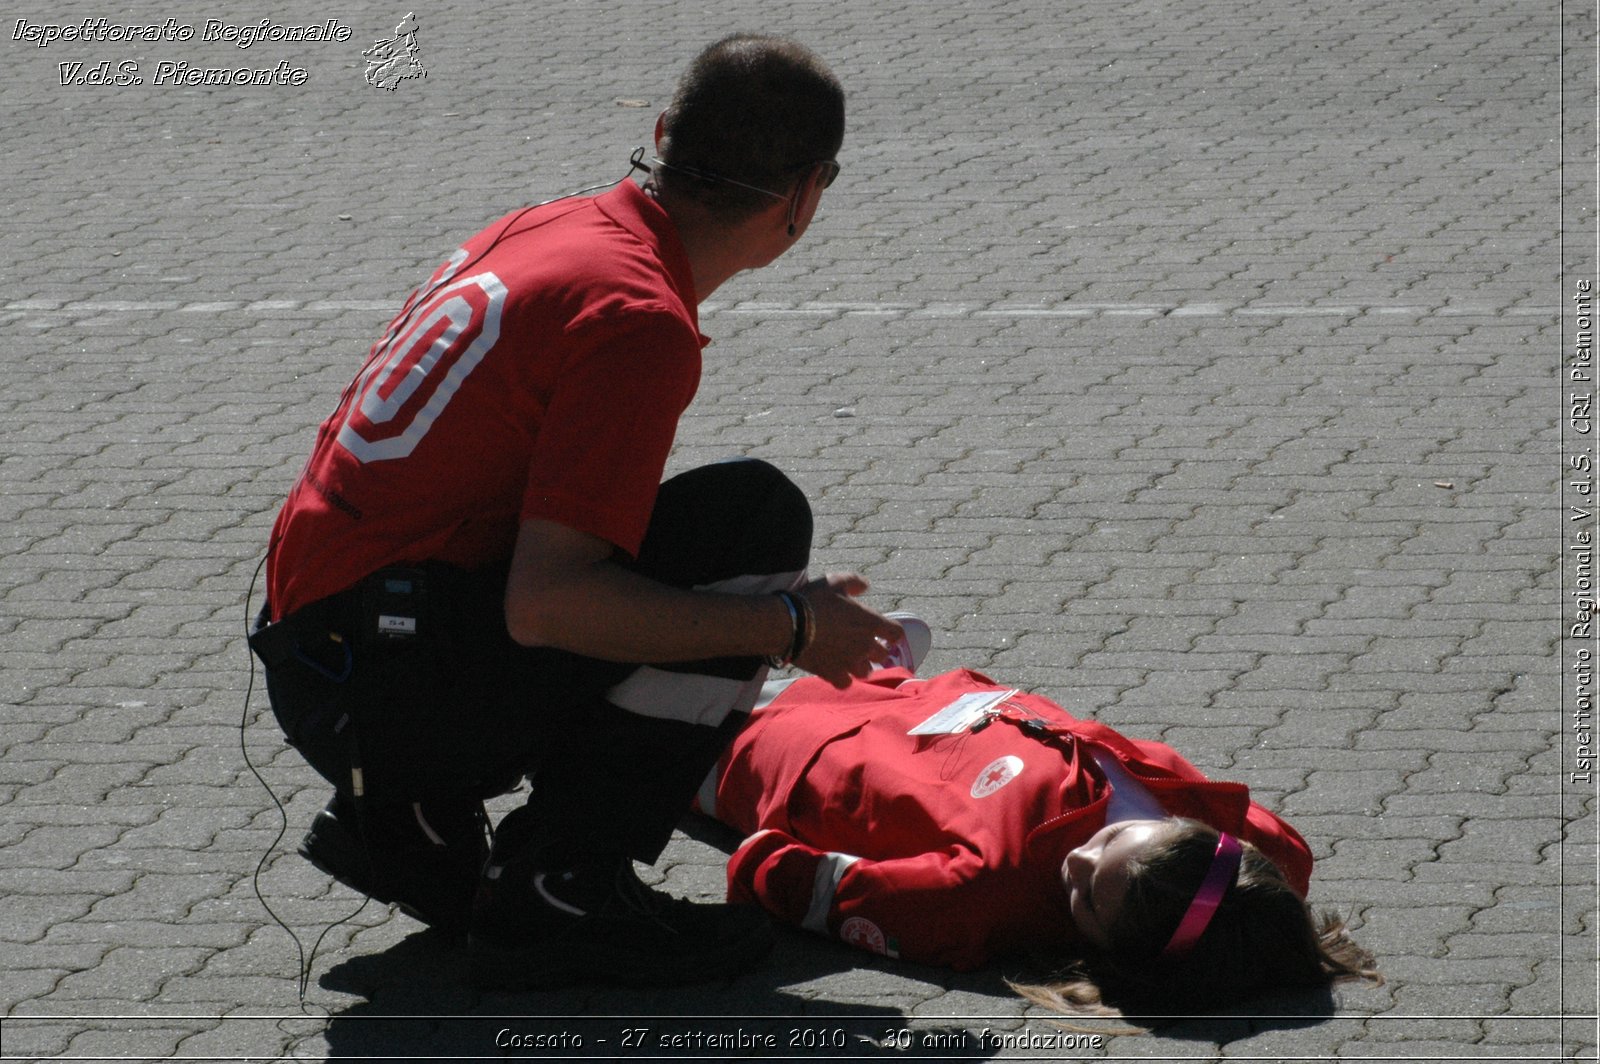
[1,1,1592,1061]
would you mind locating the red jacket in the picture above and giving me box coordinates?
[710,669,1312,971]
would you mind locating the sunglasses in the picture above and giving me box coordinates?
[648,155,840,198]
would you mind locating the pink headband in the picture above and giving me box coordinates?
[1161,832,1242,957]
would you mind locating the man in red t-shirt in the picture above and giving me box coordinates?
[251,35,902,988]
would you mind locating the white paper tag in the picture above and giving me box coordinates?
[908,689,1018,735]
[377,613,417,635]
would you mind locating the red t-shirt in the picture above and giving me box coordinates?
[713,669,1314,970]
[266,181,706,619]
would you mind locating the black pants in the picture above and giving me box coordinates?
[258,458,811,864]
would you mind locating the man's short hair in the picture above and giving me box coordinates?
[657,34,845,222]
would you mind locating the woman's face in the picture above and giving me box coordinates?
[1061,818,1169,950]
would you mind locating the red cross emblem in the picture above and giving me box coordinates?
[970,755,1024,798]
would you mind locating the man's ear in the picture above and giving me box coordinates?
[654,111,668,152]
[785,165,827,239]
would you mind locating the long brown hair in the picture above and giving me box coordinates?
[1013,819,1380,1018]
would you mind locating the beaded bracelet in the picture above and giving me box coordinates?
[765,589,814,668]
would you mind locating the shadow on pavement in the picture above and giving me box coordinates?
[312,925,994,1062]
[307,924,1339,1062]
[306,812,1342,1060]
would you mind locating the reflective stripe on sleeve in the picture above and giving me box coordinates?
[801,852,860,933]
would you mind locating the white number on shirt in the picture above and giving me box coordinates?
[336,249,509,463]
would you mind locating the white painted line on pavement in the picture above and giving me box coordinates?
[4,299,1558,320]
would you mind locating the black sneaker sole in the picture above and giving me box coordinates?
[298,812,383,898]
[298,811,470,937]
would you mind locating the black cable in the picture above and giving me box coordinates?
[239,553,370,1007]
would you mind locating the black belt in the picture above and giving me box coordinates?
[250,561,457,680]
[249,586,360,681]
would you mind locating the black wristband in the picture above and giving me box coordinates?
[789,590,815,663]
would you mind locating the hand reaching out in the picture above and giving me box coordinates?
[792,573,905,689]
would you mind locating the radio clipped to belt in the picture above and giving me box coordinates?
[249,565,432,682]
[358,566,429,644]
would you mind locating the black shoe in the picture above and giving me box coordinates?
[468,831,774,989]
[298,792,489,937]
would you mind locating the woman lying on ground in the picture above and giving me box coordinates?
[699,619,1379,1016]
